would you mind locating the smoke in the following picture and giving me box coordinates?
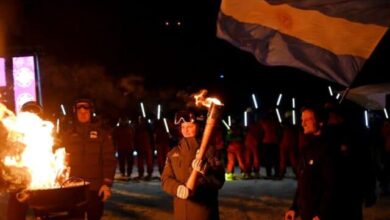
[176,90,196,109]
[119,75,145,98]
[39,57,127,121]
[37,56,219,123]
[118,76,200,119]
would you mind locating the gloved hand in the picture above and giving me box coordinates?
[176,185,189,199]
[98,184,112,202]
[191,158,208,175]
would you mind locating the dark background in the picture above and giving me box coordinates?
[1,0,389,120]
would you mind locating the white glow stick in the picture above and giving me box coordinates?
[276,93,283,106]
[60,104,66,115]
[222,119,230,130]
[276,108,282,123]
[163,118,170,133]
[140,102,146,118]
[252,94,258,109]
[292,97,296,109]
[157,104,161,120]
[328,86,333,97]
[244,111,247,127]
[292,109,296,125]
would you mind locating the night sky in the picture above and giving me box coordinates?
[1,0,390,119]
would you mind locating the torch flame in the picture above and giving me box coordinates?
[194,89,223,108]
[0,103,69,190]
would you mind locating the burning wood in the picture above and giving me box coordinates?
[186,90,223,191]
[0,103,69,192]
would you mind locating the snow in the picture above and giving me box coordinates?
[101,168,390,220]
[0,167,389,220]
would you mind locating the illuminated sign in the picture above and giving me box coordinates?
[12,56,37,112]
[0,58,5,87]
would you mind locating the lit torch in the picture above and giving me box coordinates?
[185,89,223,191]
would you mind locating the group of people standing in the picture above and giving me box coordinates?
[160,102,380,220]
[4,97,385,220]
[223,110,299,181]
[112,115,172,181]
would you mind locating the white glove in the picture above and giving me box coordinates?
[98,184,112,202]
[191,158,208,175]
[176,185,189,199]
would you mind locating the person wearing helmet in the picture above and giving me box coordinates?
[161,110,225,220]
[62,97,116,220]
[20,101,43,117]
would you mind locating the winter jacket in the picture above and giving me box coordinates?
[291,134,335,220]
[161,137,225,220]
[62,121,116,190]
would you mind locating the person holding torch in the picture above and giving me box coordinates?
[161,110,225,220]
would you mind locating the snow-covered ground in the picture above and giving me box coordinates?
[102,168,390,220]
[0,167,389,220]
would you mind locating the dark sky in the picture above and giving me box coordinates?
[3,0,390,116]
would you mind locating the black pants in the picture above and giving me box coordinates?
[262,143,280,177]
[118,148,134,176]
[69,190,104,220]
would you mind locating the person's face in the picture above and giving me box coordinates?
[181,122,197,138]
[301,109,319,135]
[75,102,91,123]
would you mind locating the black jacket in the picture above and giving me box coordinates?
[326,124,376,220]
[62,121,116,191]
[291,134,335,220]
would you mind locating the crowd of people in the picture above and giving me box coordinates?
[109,99,389,220]
[108,99,389,220]
[2,96,390,220]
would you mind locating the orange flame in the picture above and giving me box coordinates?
[194,89,223,108]
[0,103,69,190]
